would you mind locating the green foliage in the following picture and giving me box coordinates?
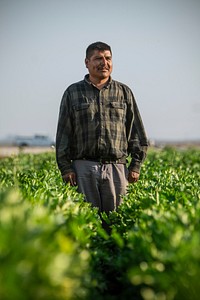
[0,148,200,299]
[0,190,89,300]
[0,153,101,300]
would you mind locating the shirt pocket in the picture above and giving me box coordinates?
[108,102,126,122]
[110,102,125,110]
[72,101,97,125]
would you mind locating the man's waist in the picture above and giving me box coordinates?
[80,157,127,164]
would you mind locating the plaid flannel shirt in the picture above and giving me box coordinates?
[56,75,148,175]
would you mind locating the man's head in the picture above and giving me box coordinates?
[86,41,112,59]
[85,41,113,83]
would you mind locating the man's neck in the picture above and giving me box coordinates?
[89,76,109,90]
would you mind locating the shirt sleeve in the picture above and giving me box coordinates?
[56,90,74,176]
[127,91,148,174]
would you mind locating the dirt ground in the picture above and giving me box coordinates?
[0,146,55,158]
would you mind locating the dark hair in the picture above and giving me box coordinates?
[86,41,112,58]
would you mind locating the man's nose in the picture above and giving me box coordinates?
[100,57,106,65]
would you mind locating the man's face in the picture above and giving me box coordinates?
[85,50,113,81]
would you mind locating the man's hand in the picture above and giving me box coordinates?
[62,172,77,186]
[128,171,140,183]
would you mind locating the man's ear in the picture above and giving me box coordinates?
[85,58,89,69]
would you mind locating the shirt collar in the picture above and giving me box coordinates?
[84,74,112,89]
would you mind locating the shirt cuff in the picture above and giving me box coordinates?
[128,160,141,174]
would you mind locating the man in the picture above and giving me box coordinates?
[56,41,148,213]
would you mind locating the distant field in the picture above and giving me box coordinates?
[1,143,200,158]
[0,146,55,158]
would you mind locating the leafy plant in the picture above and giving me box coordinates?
[0,148,200,299]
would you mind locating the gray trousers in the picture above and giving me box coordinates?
[73,160,128,213]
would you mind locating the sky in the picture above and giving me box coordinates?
[0,0,200,142]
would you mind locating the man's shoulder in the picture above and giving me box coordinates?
[111,79,132,92]
[66,79,85,91]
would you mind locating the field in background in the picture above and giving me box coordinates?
[0,146,55,158]
[1,140,200,158]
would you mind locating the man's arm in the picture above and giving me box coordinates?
[127,93,148,177]
[56,90,74,178]
[128,128,148,174]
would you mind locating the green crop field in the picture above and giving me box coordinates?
[0,148,200,300]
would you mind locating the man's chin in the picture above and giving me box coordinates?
[99,72,110,79]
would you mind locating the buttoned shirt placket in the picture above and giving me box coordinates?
[98,88,106,156]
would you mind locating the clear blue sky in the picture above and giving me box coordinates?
[0,0,200,141]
